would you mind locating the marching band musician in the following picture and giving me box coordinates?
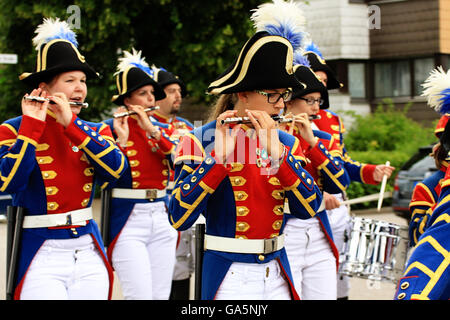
[150,65,194,138]
[169,2,323,300]
[280,56,350,300]
[394,120,450,300]
[303,43,395,300]
[409,67,450,246]
[102,49,178,300]
[0,18,127,300]
[149,65,195,300]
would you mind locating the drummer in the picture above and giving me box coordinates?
[409,67,450,246]
[394,120,450,300]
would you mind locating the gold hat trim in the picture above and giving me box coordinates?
[209,35,294,94]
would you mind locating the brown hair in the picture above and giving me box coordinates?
[207,93,238,122]
[432,142,447,169]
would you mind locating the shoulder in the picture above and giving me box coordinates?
[175,116,195,129]
[312,129,332,141]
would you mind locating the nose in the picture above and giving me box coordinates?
[274,97,285,110]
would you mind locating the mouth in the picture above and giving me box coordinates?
[70,97,84,103]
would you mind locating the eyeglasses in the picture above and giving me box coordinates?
[299,97,324,106]
[255,90,292,104]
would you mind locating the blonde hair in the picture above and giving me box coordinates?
[207,93,238,122]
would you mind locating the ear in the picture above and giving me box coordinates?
[123,97,131,108]
[38,82,47,90]
[237,91,250,104]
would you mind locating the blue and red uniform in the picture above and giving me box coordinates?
[102,116,177,260]
[0,112,127,299]
[394,163,450,300]
[283,124,350,267]
[313,109,378,185]
[168,121,323,300]
[409,163,446,246]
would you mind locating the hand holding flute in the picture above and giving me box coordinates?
[22,89,76,128]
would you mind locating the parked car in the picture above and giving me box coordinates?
[392,145,437,222]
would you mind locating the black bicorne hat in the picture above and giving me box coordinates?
[112,49,166,106]
[291,65,329,109]
[304,51,342,91]
[153,67,187,98]
[19,18,98,86]
[207,31,304,95]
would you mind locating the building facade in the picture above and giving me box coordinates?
[302,0,450,127]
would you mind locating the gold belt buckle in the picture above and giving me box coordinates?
[145,189,157,201]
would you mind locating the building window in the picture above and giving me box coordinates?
[374,60,411,98]
[348,62,366,98]
[414,58,434,97]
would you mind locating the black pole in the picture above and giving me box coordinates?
[6,205,16,288]
[194,223,205,300]
[6,207,24,300]
[100,188,112,247]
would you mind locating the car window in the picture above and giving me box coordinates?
[401,145,433,170]
[407,155,436,175]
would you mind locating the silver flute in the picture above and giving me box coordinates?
[113,106,160,118]
[220,114,321,125]
[24,95,89,108]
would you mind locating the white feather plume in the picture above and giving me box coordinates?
[114,48,152,76]
[250,0,306,50]
[421,66,450,113]
[32,17,78,50]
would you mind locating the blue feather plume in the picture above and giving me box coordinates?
[293,50,310,67]
[304,41,323,59]
[251,0,307,51]
[438,88,450,115]
[264,21,306,51]
[32,18,78,50]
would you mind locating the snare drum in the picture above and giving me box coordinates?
[339,216,409,283]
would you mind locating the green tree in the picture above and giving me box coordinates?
[343,99,437,209]
[0,0,264,122]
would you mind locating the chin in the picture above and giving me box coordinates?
[71,107,82,115]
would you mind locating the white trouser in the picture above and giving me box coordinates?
[111,201,178,300]
[284,217,337,300]
[215,259,291,300]
[326,193,351,298]
[21,234,109,300]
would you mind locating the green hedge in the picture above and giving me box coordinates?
[342,99,437,209]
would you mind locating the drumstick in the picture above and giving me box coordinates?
[377,161,390,212]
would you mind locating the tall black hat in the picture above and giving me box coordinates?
[292,65,329,108]
[207,32,302,94]
[152,66,187,98]
[303,42,343,91]
[19,18,98,86]
[207,0,309,95]
[112,49,166,106]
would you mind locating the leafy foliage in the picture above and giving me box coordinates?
[343,99,436,209]
[0,0,265,122]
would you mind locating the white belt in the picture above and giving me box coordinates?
[204,234,285,254]
[22,207,93,229]
[111,188,166,200]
